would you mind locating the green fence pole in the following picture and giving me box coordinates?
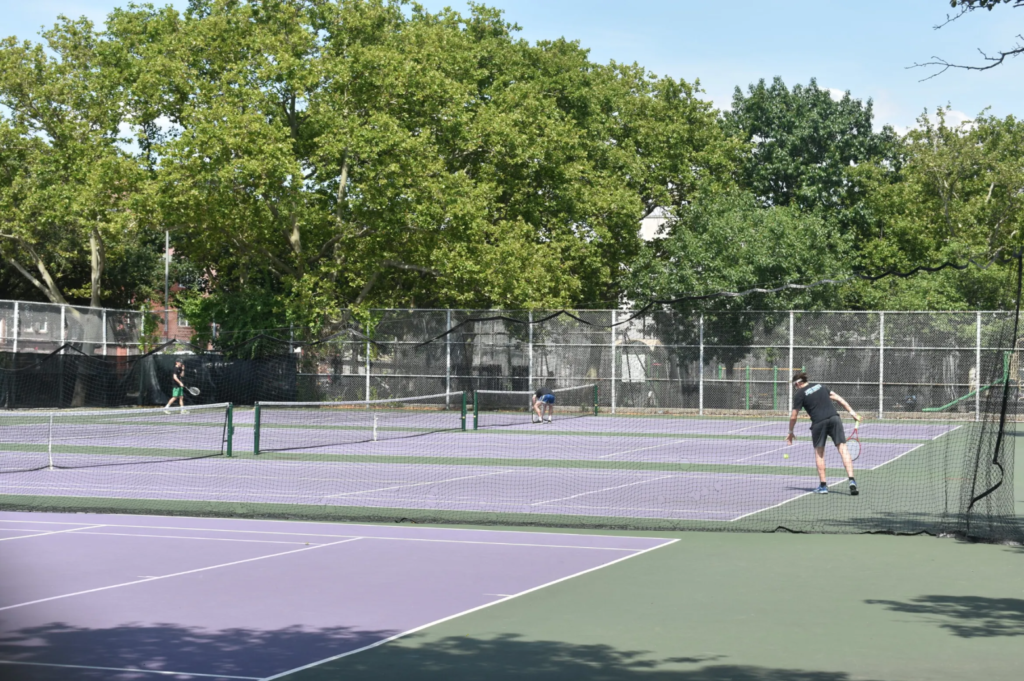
[745,365,751,410]
[225,403,234,458]
[473,391,479,430]
[461,391,467,431]
[773,366,778,410]
[253,404,261,455]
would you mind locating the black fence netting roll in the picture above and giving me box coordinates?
[1,268,1022,543]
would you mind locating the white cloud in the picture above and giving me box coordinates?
[827,88,846,102]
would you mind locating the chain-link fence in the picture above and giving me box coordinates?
[0,300,148,355]
[2,301,1017,418]
[300,309,1016,420]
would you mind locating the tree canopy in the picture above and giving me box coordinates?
[1,0,1021,341]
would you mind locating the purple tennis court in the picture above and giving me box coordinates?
[0,411,960,524]
[0,511,675,680]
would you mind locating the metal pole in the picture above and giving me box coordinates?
[976,311,982,421]
[788,311,794,412]
[60,305,66,354]
[47,414,54,471]
[102,309,107,356]
[879,312,885,418]
[699,314,704,416]
[446,309,452,408]
[610,310,616,414]
[365,340,371,402]
[528,311,533,391]
[164,230,170,342]
[12,301,19,353]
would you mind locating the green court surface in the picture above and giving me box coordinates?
[274,432,1024,681]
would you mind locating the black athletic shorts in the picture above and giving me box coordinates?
[810,414,846,449]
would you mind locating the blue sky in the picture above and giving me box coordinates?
[6,0,1022,132]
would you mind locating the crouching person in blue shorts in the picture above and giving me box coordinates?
[532,387,555,424]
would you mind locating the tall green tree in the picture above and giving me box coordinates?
[848,107,1024,309]
[721,77,899,222]
[105,0,735,338]
[0,19,156,309]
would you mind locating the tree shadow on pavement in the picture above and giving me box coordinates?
[301,632,885,681]
[866,595,1024,638]
[0,620,397,680]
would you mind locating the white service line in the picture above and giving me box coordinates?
[260,538,679,680]
[725,422,773,434]
[596,438,689,459]
[0,524,104,542]
[73,531,325,546]
[0,659,259,680]
[734,443,793,462]
[530,475,678,506]
[51,525,648,552]
[0,516,666,543]
[870,425,961,471]
[320,468,521,498]
[0,538,361,613]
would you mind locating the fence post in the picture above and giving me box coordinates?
[976,311,982,421]
[365,340,371,402]
[879,312,885,418]
[12,301,19,353]
[699,314,704,416]
[528,310,533,390]
[610,310,616,414]
[446,309,452,408]
[788,310,794,412]
[60,305,66,354]
[102,309,107,356]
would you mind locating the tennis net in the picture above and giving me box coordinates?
[255,391,467,454]
[473,385,598,429]
[0,403,233,473]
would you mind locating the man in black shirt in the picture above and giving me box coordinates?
[532,387,555,424]
[785,372,861,495]
[164,360,187,412]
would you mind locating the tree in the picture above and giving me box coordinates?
[721,77,899,221]
[847,107,1024,310]
[0,19,156,309]
[624,190,851,314]
[104,0,734,339]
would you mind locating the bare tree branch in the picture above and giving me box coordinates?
[912,1,1024,80]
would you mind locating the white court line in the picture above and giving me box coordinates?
[729,425,963,522]
[320,469,520,499]
[596,438,689,459]
[870,425,961,471]
[530,475,678,506]
[0,538,361,613]
[260,538,679,680]
[725,422,773,434]
[30,524,645,552]
[0,659,259,679]
[0,524,103,542]
[0,516,664,543]
[73,531,324,546]
[733,443,793,462]
[729,477,850,522]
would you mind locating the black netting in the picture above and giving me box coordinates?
[2,279,1021,542]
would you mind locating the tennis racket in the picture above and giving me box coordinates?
[186,386,201,396]
[846,419,861,461]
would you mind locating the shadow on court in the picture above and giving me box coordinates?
[0,621,397,680]
[866,595,1024,638]
[288,632,885,681]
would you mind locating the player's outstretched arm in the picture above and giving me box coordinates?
[785,409,799,444]
[830,392,860,421]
